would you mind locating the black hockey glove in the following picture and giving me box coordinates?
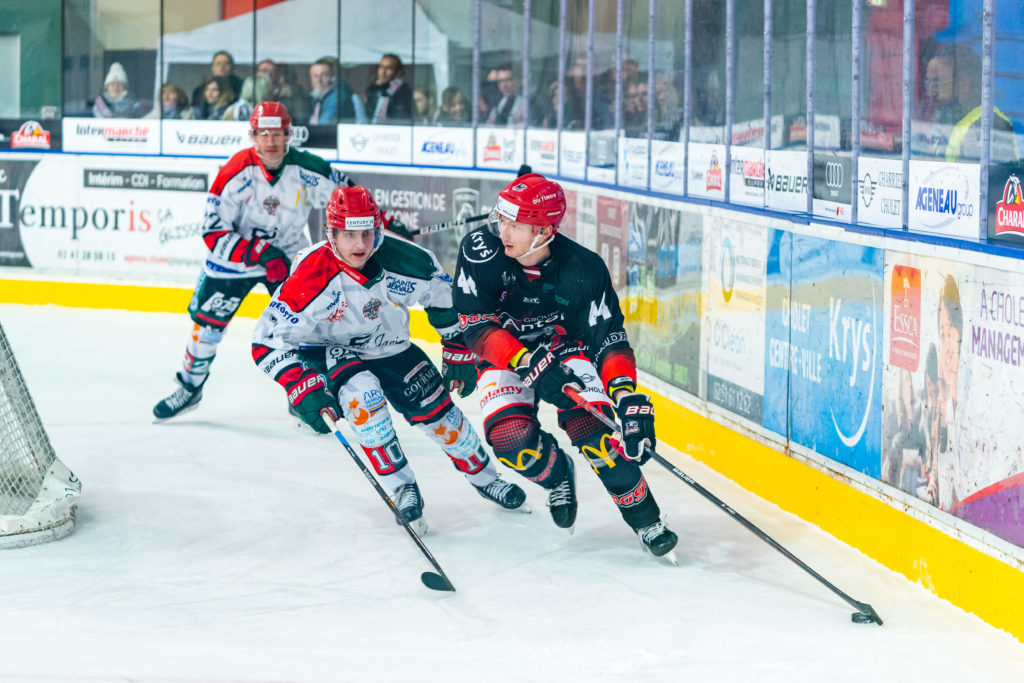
[285,368,340,434]
[441,336,478,398]
[614,391,656,463]
[515,348,587,411]
[247,238,291,284]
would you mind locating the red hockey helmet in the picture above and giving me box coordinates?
[249,101,291,133]
[325,185,384,254]
[493,173,566,230]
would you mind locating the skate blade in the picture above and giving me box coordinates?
[509,503,532,514]
[152,402,200,423]
[409,518,428,536]
[654,549,679,566]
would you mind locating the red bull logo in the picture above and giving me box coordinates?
[995,174,1024,236]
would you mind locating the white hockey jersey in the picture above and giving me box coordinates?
[252,236,461,383]
[201,146,346,279]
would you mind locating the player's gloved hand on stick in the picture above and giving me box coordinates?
[247,238,291,284]
[614,391,656,463]
[383,213,414,240]
[441,336,478,398]
[515,347,587,410]
[285,368,340,434]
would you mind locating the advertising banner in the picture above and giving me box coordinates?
[687,142,726,201]
[62,117,160,155]
[857,156,903,229]
[475,127,524,170]
[765,149,808,213]
[0,158,38,267]
[525,129,559,175]
[3,155,212,282]
[617,135,649,189]
[812,153,852,222]
[765,233,883,474]
[728,146,766,208]
[907,159,979,238]
[882,254,1024,547]
[587,131,616,184]
[162,120,251,158]
[560,131,586,179]
[987,162,1024,244]
[650,140,685,195]
[411,126,474,167]
[596,195,626,290]
[627,203,703,396]
[337,124,412,165]
[704,217,766,422]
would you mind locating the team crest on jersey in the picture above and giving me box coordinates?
[362,298,383,320]
[263,195,281,216]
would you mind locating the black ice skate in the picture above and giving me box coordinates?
[394,481,427,535]
[474,475,529,511]
[153,373,205,420]
[547,456,577,531]
[636,519,679,564]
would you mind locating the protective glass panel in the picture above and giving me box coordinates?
[529,0,563,129]
[734,0,765,147]
[416,0,473,128]
[342,0,413,126]
[0,0,61,125]
[772,0,806,150]
[652,0,685,142]
[691,0,726,144]
[480,0,525,127]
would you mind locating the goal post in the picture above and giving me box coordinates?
[0,322,80,549]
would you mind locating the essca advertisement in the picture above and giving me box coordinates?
[412,126,473,167]
[907,159,979,238]
[337,124,412,165]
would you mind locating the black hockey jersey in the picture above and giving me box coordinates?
[452,227,637,391]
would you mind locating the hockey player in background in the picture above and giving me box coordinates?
[452,173,678,559]
[153,101,406,419]
[251,185,526,531]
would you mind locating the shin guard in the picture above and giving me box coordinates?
[417,406,497,487]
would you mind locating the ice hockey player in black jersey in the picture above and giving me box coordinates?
[251,185,526,533]
[452,173,678,559]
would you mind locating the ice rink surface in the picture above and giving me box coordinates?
[2,303,1023,682]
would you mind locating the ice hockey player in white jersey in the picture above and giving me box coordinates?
[153,102,408,420]
[250,185,526,531]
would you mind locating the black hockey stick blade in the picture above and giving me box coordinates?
[562,386,883,625]
[421,571,456,592]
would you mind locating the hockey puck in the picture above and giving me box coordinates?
[851,612,874,624]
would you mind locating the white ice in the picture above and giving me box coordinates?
[1,304,1023,683]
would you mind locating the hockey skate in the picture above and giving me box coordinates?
[547,456,578,531]
[474,475,529,512]
[153,373,205,420]
[394,482,427,535]
[636,518,679,565]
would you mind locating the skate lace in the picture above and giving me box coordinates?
[164,385,196,410]
[639,520,667,544]
[548,477,573,507]
[481,478,514,500]
[396,484,421,511]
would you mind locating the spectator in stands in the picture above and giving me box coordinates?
[196,76,236,120]
[413,85,438,126]
[225,75,273,121]
[478,68,502,121]
[309,57,366,125]
[486,64,526,127]
[258,59,309,122]
[654,74,683,141]
[192,51,244,109]
[436,86,469,126]
[144,83,195,120]
[623,79,649,138]
[93,62,143,118]
[366,54,413,124]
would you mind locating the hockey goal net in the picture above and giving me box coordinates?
[0,322,80,548]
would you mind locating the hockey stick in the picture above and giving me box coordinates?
[406,164,534,237]
[320,411,456,592]
[563,386,883,625]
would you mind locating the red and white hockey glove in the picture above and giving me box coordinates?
[441,337,478,398]
[246,238,291,284]
[285,368,340,434]
[614,391,656,463]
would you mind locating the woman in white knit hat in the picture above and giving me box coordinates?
[94,62,143,118]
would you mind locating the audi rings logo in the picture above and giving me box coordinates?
[826,162,844,188]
